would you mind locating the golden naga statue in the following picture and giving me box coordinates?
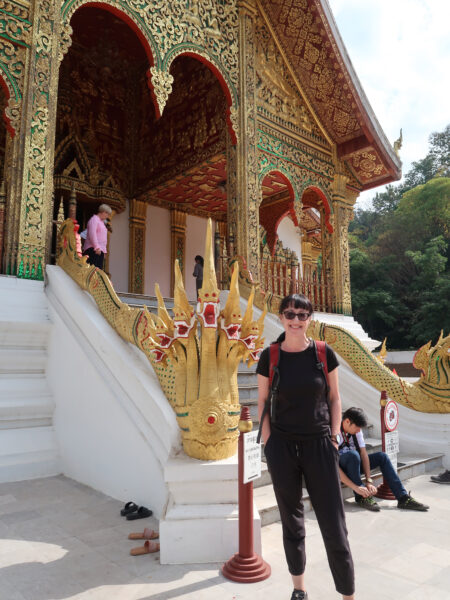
[307,321,450,414]
[57,218,267,460]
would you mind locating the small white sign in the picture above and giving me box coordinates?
[243,431,261,484]
[385,430,399,454]
[385,430,399,472]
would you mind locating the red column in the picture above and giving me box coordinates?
[222,407,271,583]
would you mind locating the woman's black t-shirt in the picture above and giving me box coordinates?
[256,340,338,440]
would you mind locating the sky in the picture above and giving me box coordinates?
[327,0,450,208]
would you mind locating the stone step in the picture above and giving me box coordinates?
[0,426,60,483]
[0,321,50,348]
[255,453,443,526]
[0,347,47,374]
[117,292,196,311]
[0,389,54,429]
[237,372,259,386]
[237,384,258,400]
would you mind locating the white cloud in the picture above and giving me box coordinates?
[327,0,450,207]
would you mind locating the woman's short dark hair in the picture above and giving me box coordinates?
[195,255,204,266]
[279,294,313,315]
[342,407,368,428]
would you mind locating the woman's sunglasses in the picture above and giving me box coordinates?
[282,310,311,321]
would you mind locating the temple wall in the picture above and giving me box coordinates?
[277,216,302,267]
[145,205,171,298]
[106,204,215,298]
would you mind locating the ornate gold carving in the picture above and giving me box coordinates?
[128,198,147,294]
[255,17,328,144]
[235,2,260,278]
[351,149,387,182]
[17,0,59,279]
[257,127,334,182]
[170,208,186,295]
[60,0,239,139]
[58,218,268,459]
[149,66,174,117]
[0,2,31,46]
[0,37,26,134]
[308,321,450,414]
[58,23,72,62]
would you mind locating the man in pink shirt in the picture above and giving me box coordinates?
[83,204,112,269]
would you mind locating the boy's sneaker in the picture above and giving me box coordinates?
[398,493,429,511]
[430,470,450,484]
[291,591,308,600]
[355,496,380,512]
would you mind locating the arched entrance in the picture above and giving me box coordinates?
[258,172,331,311]
[259,170,299,298]
[300,186,333,312]
[54,6,230,299]
[53,5,151,270]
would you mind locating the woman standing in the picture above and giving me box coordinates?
[192,255,204,296]
[83,204,112,270]
[257,294,355,600]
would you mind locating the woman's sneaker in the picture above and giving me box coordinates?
[291,590,308,600]
[355,496,380,512]
[430,470,450,484]
[397,493,429,511]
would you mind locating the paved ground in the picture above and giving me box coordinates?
[0,471,449,600]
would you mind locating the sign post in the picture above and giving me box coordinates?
[376,390,399,500]
[222,407,271,583]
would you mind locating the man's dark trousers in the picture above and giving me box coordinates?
[339,449,407,500]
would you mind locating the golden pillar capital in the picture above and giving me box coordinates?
[332,172,350,200]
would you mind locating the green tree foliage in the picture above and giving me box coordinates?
[349,125,450,349]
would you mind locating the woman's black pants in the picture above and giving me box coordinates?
[264,433,355,596]
[83,248,104,269]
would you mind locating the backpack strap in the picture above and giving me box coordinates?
[257,341,280,444]
[314,340,329,396]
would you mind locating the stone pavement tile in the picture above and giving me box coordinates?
[0,508,42,525]
[379,549,444,584]
[0,493,17,506]
[0,575,27,600]
[424,565,450,593]
[404,584,450,600]
[0,537,67,567]
[4,514,74,543]
[351,562,417,600]
[76,525,133,548]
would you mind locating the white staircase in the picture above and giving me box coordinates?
[0,276,60,482]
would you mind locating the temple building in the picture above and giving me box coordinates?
[3,3,450,568]
[0,0,401,313]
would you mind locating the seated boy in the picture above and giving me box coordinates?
[337,407,429,512]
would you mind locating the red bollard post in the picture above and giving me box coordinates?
[375,390,396,500]
[222,407,271,583]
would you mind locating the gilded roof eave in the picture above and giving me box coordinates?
[258,0,402,190]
